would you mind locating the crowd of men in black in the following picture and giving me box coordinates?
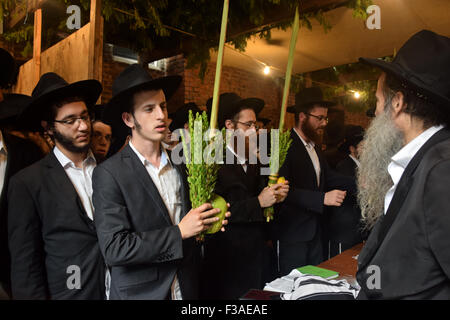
[0,29,449,300]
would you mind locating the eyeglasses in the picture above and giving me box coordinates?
[236,121,259,130]
[306,113,328,123]
[54,114,91,127]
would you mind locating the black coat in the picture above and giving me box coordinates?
[274,129,355,244]
[7,151,105,299]
[0,133,43,296]
[357,129,450,299]
[328,156,363,247]
[201,149,268,299]
[92,145,200,300]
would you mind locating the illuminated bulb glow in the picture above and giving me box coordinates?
[354,91,361,99]
[263,66,270,75]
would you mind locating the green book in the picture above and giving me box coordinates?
[296,265,339,280]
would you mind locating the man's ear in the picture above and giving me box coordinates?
[299,112,307,124]
[391,91,406,117]
[41,120,52,134]
[122,112,134,129]
[225,119,234,130]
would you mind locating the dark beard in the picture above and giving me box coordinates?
[301,118,321,145]
[53,128,90,154]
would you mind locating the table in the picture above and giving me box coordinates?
[240,242,364,299]
[317,242,364,281]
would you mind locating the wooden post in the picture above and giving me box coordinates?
[88,0,103,82]
[33,8,42,85]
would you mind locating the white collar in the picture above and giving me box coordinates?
[129,141,171,170]
[293,127,315,149]
[390,125,444,170]
[349,154,360,167]
[0,130,6,154]
[53,145,96,169]
[226,144,246,165]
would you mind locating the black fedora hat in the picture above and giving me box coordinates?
[19,72,102,131]
[360,30,450,107]
[168,102,201,132]
[366,107,375,118]
[206,92,264,128]
[287,87,336,113]
[0,48,15,89]
[0,93,32,123]
[88,104,107,123]
[338,125,365,153]
[103,64,182,129]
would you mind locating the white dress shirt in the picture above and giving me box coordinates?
[0,131,8,198]
[349,154,360,168]
[294,128,321,186]
[53,146,96,220]
[384,125,444,214]
[129,141,183,300]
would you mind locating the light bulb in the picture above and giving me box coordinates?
[263,66,270,75]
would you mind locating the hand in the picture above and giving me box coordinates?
[219,204,231,232]
[178,203,221,239]
[258,186,277,208]
[324,190,347,207]
[274,181,290,203]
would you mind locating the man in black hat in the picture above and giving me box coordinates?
[7,72,106,299]
[201,92,289,299]
[0,93,44,299]
[356,30,450,299]
[0,48,16,94]
[93,64,230,300]
[326,125,365,258]
[89,104,112,163]
[274,87,355,275]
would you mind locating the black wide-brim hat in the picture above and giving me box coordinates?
[169,102,201,132]
[20,72,102,131]
[206,92,264,128]
[287,87,336,113]
[338,125,365,153]
[103,64,182,129]
[0,48,16,89]
[359,30,450,107]
[0,93,32,123]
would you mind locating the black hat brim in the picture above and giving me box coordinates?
[20,80,102,132]
[104,75,182,129]
[359,57,450,106]
[0,93,31,123]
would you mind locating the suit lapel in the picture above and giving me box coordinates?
[358,128,450,270]
[122,145,173,225]
[172,161,190,219]
[44,152,95,229]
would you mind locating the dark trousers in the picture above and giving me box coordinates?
[278,230,324,276]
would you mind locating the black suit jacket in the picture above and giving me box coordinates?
[357,129,450,299]
[328,156,363,245]
[202,149,268,299]
[0,133,43,295]
[8,151,105,299]
[92,145,200,300]
[274,129,355,243]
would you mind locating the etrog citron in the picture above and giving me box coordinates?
[205,194,227,234]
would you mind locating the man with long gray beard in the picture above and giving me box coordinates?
[356,30,450,299]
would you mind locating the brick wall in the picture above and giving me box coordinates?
[100,47,369,130]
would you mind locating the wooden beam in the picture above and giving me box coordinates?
[33,8,42,85]
[7,0,46,29]
[88,0,103,82]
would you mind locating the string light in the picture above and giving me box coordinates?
[263,65,271,75]
[353,91,361,99]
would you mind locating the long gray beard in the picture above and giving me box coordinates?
[357,106,404,231]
